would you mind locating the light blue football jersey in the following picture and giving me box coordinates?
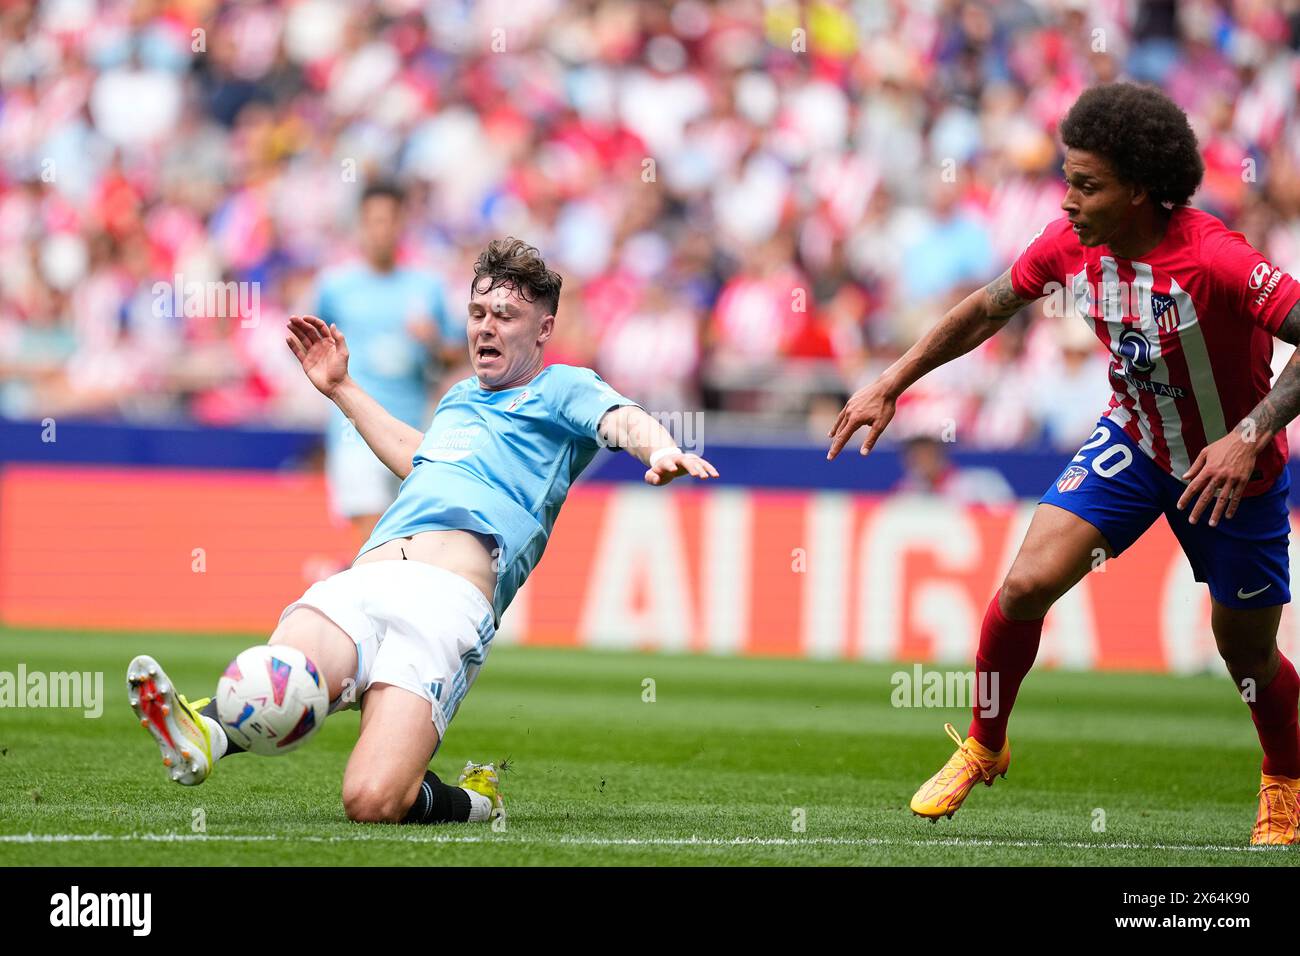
[315,264,456,445]
[361,364,638,622]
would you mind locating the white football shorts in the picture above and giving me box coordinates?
[278,560,496,744]
[325,438,402,519]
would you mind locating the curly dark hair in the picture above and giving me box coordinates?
[471,238,563,317]
[1059,83,1204,208]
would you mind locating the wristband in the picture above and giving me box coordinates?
[649,446,683,469]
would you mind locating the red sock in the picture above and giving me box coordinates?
[967,588,1043,752]
[1249,654,1300,778]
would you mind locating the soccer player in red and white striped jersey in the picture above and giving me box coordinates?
[1012,202,1297,496]
[828,83,1300,844]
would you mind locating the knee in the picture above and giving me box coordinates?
[342,779,407,824]
[1217,643,1277,685]
[269,608,356,704]
[269,606,319,647]
[999,566,1058,620]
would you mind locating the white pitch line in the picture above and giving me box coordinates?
[0,833,1280,853]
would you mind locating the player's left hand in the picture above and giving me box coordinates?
[1177,428,1260,526]
[645,452,720,486]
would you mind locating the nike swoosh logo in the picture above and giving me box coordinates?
[1237,584,1273,600]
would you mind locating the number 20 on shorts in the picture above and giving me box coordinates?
[1072,425,1134,478]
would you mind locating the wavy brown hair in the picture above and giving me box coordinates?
[471,238,563,317]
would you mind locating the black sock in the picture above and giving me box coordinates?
[200,699,245,756]
[402,770,471,824]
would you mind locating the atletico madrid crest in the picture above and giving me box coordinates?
[1056,465,1088,493]
[1151,293,1179,333]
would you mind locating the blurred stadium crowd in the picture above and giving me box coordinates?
[2,0,1299,450]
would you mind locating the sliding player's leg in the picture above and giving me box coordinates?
[200,607,362,753]
[130,559,502,819]
[266,607,362,710]
[129,577,368,786]
[341,683,500,824]
[911,418,1164,820]
[328,560,502,824]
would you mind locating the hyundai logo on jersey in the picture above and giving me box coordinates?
[1117,327,1155,374]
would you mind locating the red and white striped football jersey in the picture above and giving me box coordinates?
[1012,208,1300,497]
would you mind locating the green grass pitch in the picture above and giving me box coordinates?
[0,628,1294,866]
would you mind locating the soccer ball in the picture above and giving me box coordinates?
[216,645,329,756]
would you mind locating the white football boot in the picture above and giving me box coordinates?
[127,655,214,786]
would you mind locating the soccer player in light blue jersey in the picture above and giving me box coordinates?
[128,239,718,825]
[316,181,458,544]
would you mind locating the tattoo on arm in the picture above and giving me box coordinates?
[982,269,1032,320]
[1244,300,1300,441]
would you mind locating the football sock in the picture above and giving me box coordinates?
[403,770,472,824]
[1247,654,1300,778]
[199,699,241,758]
[464,787,492,822]
[968,588,1044,752]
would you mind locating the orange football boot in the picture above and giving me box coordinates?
[910,723,1010,820]
[1250,773,1300,845]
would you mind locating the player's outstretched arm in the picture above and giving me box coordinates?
[597,404,720,486]
[1179,299,1300,527]
[826,269,1033,460]
[286,315,425,480]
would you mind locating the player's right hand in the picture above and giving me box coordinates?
[287,315,350,397]
[827,379,897,460]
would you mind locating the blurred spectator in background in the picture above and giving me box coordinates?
[1030,309,1114,451]
[899,178,996,308]
[0,0,1298,464]
[315,180,454,542]
[894,433,1015,505]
